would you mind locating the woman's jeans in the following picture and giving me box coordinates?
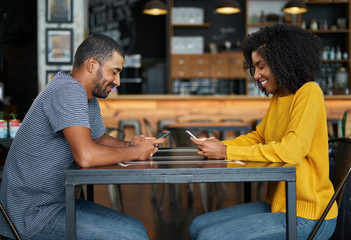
[28,199,149,240]
[189,202,337,240]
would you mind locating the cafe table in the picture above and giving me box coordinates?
[64,148,296,240]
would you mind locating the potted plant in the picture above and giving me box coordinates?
[328,110,349,139]
[329,110,349,162]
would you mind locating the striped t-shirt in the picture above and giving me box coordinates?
[0,71,105,238]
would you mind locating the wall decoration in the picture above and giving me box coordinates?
[46,70,69,84]
[46,70,57,84]
[46,28,73,65]
[46,0,73,23]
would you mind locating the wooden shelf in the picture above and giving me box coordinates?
[172,23,211,28]
[322,59,350,63]
[247,23,299,28]
[308,29,350,33]
[305,0,349,4]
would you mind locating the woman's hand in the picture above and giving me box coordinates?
[190,137,227,159]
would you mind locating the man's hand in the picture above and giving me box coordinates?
[129,135,165,160]
[190,137,227,160]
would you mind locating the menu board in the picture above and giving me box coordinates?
[89,0,140,53]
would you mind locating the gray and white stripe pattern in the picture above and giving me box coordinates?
[0,71,105,239]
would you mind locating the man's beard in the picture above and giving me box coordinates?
[93,67,110,99]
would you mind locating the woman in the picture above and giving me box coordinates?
[189,24,337,240]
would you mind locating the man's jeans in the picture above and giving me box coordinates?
[28,199,149,240]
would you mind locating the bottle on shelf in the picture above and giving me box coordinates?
[343,51,348,60]
[327,75,334,95]
[259,10,265,24]
[319,19,328,30]
[329,47,335,60]
[322,46,329,60]
[310,19,318,30]
[336,46,342,60]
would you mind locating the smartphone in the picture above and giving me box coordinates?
[185,130,198,140]
[157,130,171,139]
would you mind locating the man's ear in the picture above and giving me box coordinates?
[85,57,99,73]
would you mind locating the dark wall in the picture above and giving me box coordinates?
[0,0,38,120]
[88,0,246,58]
[89,0,166,59]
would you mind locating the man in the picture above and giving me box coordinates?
[0,34,163,239]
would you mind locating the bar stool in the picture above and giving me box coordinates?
[118,120,142,140]
[157,119,176,147]
[108,120,141,212]
[143,118,156,137]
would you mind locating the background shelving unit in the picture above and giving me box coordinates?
[167,0,247,95]
[167,0,351,96]
[302,0,350,94]
[245,0,302,34]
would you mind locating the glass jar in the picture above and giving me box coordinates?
[334,67,348,90]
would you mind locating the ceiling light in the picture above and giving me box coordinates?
[215,0,241,14]
[143,0,168,16]
[283,0,308,14]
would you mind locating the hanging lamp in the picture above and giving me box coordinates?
[143,0,168,16]
[283,0,308,14]
[215,0,241,14]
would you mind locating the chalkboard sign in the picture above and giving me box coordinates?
[89,0,139,53]
[88,0,166,58]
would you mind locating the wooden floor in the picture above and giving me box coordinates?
[93,182,266,240]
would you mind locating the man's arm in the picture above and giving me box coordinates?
[95,133,130,147]
[63,126,165,167]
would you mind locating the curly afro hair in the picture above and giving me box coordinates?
[242,24,323,95]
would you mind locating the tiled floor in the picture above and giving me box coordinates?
[93,182,267,240]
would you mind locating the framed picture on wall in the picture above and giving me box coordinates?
[46,28,73,65]
[46,70,69,84]
[46,70,58,84]
[46,0,73,23]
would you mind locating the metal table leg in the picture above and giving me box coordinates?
[65,184,76,240]
[286,180,297,240]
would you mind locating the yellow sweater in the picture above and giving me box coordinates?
[222,82,337,220]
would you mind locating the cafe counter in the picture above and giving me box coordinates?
[99,94,351,137]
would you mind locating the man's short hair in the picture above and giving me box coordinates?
[73,34,125,67]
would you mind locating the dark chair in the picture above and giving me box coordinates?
[0,141,21,240]
[308,138,351,240]
[0,203,21,240]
